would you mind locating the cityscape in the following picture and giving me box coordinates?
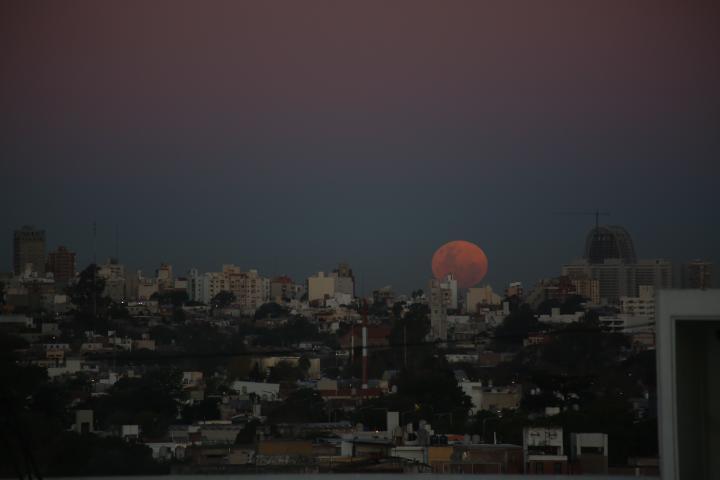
[1,223,715,476]
[2,1,719,479]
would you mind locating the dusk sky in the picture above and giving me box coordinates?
[2,1,719,293]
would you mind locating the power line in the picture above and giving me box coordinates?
[81,321,652,364]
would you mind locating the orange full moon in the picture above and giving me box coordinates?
[431,240,489,289]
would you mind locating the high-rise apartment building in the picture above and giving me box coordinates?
[46,246,76,284]
[620,285,655,320]
[682,260,713,289]
[428,278,450,340]
[98,259,126,301]
[333,262,355,296]
[225,266,266,311]
[269,275,303,302]
[440,274,458,310]
[156,263,174,291]
[13,226,46,276]
[563,225,672,304]
[308,271,335,303]
[466,285,502,313]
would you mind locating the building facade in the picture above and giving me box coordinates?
[563,225,672,304]
[13,226,46,276]
[45,246,76,284]
[682,260,713,289]
[308,272,335,303]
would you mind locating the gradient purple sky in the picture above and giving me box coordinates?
[2,1,719,292]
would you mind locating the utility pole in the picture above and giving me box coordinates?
[92,221,97,321]
[403,324,407,368]
[115,223,119,262]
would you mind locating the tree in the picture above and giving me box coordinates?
[248,362,263,382]
[369,300,388,318]
[92,369,183,438]
[389,303,431,369]
[391,301,406,319]
[254,302,288,320]
[268,361,304,382]
[235,419,260,444]
[491,304,540,351]
[181,398,220,423]
[268,388,327,424]
[66,264,111,321]
[150,289,189,307]
[352,356,472,433]
[211,290,236,312]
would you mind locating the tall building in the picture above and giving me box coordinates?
[563,225,672,304]
[13,226,46,276]
[682,260,713,289]
[584,225,637,264]
[466,285,501,313]
[308,271,335,303]
[192,270,229,304]
[440,274,458,310]
[269,275,303,302]
[98,258,125,301]
[524,277,578,310]
[505,281,524,299]
[46,246,76,284]
[333,262,355,296]
[224,266,267,311]
[620,285,655,320]
[156,263,174,291]
[570,276,600,305]
[428,278,449,340]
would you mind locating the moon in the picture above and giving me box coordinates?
[431,240,489,289]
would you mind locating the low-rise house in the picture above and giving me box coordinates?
[523,427,568,474]
[428,443,524,474]
[143,442,186,461]
[198,421,245,445]
[570,433,608,474]
[231,381,280,400]
[0,314,34,329]
[461,381,521,414]
[249,355,321,379]
[133,338,156,351]
[182,371,204,387]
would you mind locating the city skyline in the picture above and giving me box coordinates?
[4,220,716,296]
[2,1,719,294]
[2,2,719,476]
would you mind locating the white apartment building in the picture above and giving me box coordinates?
[598,313,652,333]
[538,308,584,324]
[620,285,655,320]
[187,269,228,304]
[440,274,458,310]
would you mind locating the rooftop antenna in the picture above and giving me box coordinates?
[92,221,97,320]
[115,224,119,263]
[555,209,610,231]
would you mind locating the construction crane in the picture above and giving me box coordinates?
[555,209,610,231]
